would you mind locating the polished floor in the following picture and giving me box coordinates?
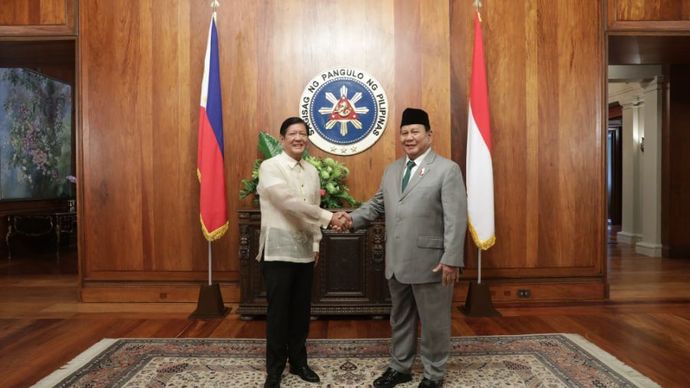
[1,235,689,387]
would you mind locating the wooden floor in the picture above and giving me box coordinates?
[1,238,690,387]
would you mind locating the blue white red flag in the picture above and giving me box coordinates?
[197,13,228,241]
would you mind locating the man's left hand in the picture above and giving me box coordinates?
[432,263,459,286]
[314,252,320,267]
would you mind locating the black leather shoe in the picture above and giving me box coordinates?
[289,364,320,383]
[418,377,443,387]
[373,367,412,387]
[263,373,281,388]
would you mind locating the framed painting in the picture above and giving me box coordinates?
[0,68,74,201]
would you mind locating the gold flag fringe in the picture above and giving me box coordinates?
[200,216,229,241]
[468,219,496,250]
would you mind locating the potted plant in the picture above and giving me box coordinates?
[240,132,358,209]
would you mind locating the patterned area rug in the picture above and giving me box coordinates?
[35,334,657,387]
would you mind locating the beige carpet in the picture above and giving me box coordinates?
[35,334,658,387]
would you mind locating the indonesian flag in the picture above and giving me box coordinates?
[466,12,495,250]
[197,13,228,241]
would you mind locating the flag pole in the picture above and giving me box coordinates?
[477,248,481,284]
[464,246,499,317]
[208,242,212,285]
[474,0,482,22]
[461,1,500,317]
[190,1,227,319]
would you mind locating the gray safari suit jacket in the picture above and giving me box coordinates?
[350,150,467,284]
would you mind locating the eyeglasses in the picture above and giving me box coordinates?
[285,132,308,139]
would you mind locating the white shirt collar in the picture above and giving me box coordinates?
[279,151,303,169]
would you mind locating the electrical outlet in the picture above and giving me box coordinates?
[517,289,531,298]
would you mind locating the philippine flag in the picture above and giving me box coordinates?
[197,13,228,241]
[466,11,496,250]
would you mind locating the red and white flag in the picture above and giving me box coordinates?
[466,12,495,250]
[197,13,228,241]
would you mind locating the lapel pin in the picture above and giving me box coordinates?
[420,167,426,176]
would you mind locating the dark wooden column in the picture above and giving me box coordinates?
[663,65,690,258]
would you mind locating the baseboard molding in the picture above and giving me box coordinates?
[616,231,640,244]
[80,279,607,304]
[452,279,607,304]
[635,241,663,257]
[80,282,240,303]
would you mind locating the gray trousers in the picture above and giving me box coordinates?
[388,276,453,381]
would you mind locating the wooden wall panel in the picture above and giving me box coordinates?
[79,0,451,290]
[81,1,146,272]
[0,0,75,36]
[451,0,605,278]
[80,0,606,302]
[607,0,690,31]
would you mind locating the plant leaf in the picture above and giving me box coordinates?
[258,132,282,159]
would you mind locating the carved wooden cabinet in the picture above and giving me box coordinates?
[238,209,390,318]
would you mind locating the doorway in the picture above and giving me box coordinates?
[606,35,690,301]
[0,39,78,276]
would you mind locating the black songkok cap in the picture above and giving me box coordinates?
[400,107,430,128]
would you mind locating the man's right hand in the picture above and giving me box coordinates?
[329,212,352,231]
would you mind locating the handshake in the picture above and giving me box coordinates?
[328,211,352,232]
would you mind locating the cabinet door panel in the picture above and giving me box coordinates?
[316,231,369,301]
[0,0,76,36]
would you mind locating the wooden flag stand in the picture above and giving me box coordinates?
[190,283,228,319]
[462,281,501,317]
[460,249,501,317]
[190,242,229,319]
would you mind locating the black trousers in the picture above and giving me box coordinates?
[262,260,314,376]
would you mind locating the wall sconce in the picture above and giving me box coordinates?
[640,136,645,152]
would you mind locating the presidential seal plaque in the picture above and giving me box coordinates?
[299,67,389,155]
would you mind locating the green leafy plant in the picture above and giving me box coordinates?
[240,132,358,209]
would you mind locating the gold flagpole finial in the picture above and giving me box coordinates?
[473,0,483,22]
[211,0,219,12]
